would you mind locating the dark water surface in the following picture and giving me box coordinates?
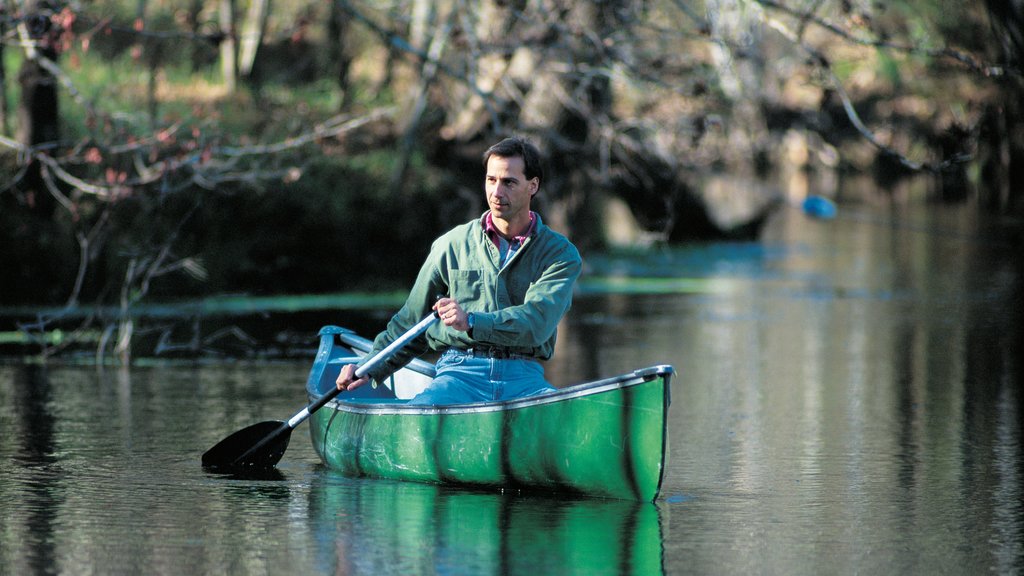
[2,204,1021,575]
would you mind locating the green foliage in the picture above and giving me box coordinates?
[0,0,457,308]
[876,50,903,89]
[0,0,1014,314]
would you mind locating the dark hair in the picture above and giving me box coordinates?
[483,137,543,184]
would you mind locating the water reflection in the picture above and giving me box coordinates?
[308,475,665,575]
[552,206,1024,573]
[6,366,62,575]
[0,363,319,575]
[0,203,1021,574]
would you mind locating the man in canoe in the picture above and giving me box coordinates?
[336,136,582,404]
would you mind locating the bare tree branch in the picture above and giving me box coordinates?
[335,0,503,132]
[217,108,396,156]
[755,0,1018,78]
[764,16,974,172]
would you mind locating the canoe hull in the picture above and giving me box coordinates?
[307,326,672,501]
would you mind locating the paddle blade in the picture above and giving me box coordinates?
[202,420,292,471]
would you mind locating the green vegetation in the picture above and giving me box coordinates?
[2,0,1020,360]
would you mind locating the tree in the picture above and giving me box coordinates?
[980,0,1024,211]
[16,1,61,192]
[1,0,1020,360]
[337,0,1021,240]
[219,0,236,92]
[238,0,270,79]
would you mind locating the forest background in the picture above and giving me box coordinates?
[1,0,1021,360]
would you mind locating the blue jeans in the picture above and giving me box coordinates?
[408,349,554,405]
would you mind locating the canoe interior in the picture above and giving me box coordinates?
[305,325,674,501]
[306,325,436,400]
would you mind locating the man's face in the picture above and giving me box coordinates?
[485,155,538,228]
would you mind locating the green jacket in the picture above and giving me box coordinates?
[360,212,582,381]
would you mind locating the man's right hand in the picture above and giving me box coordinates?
[336,363,370,391]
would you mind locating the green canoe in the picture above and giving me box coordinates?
[306,326,673,501]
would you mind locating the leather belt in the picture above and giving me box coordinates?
[453,347,535,361]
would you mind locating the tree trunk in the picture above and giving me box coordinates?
[133,0,161,130]
[328,2,354,110]
[389,5,453,196]
[705,0,771,173]
[16,25,59,148]
[186,0,206,71]
[982,0,1024,214]
[219,0,237,93]
[0,12,8,135]
[15,4,60,214]
[238,0,270,78]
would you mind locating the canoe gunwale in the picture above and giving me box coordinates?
[317,364,674,416]
[311,325,673,414]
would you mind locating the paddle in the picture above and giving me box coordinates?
[202,311,439,471]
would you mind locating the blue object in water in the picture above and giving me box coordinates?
[801,195,837,219]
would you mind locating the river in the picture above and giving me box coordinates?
[1,201,1021,574]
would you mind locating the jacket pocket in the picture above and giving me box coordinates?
[450,269,482,304]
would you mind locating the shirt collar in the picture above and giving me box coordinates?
[483,211,536,247]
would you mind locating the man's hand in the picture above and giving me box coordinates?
[336,363,370,391]
[434,297,470,332]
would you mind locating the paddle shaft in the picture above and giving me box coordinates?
[207,310,440,469]
[285,310,439,429]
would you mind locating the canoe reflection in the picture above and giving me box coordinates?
[308,474,666,575]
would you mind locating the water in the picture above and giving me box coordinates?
[1,203,1021,575]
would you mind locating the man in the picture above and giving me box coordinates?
[336,136,582,404]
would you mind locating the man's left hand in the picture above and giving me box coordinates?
[434,297,470,332]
